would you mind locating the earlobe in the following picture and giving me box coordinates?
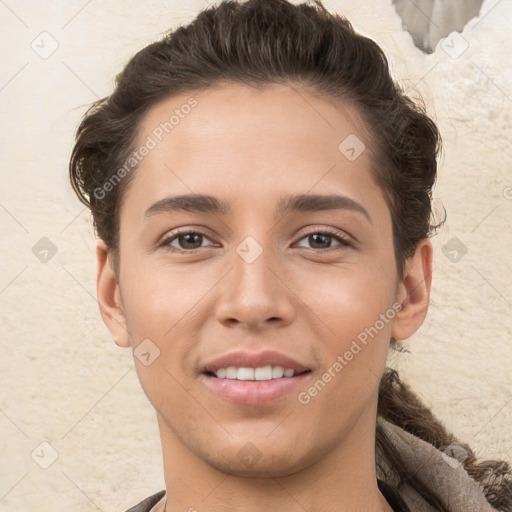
[391,239,433,341]
[96,240,131,347]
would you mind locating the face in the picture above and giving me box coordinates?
[97,82,431,477]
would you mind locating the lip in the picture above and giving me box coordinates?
[202,349,310,374]
[200,372,311,405]
[200,349,312,406]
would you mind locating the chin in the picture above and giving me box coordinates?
[210,450,303,478]
[202,436,319,479]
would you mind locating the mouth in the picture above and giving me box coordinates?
[200,370,312,405]
[200,349,313,405]
[203,366,311,380]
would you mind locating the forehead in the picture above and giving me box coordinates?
[138,81,369,158]
[121,82,382,218]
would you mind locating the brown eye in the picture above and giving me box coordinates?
[160,229,213,252]
[295,229,352,250]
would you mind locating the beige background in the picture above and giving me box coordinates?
[0,0,511,511]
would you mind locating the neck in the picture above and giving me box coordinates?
[156,403,393,512]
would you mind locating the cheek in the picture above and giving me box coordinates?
[119,255,215,393]
[295,256,397,405]
[121,255,202,336]
[292,267,396,433]
[294,255,397,337]
[118,263,203,412]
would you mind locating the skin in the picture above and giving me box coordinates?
[96,82,432,512]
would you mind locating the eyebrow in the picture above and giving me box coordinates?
[144,193,371,223]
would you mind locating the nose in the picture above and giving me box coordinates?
[214,237,296,330]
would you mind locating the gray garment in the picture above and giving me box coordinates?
[377,418,499,511]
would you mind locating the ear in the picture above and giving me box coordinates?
[96,240,130,347]
[391,238,433,341]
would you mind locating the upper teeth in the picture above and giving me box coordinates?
[214,366,296,380]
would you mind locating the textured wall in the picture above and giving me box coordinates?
[0,1,510,511]
[393,0,484,51]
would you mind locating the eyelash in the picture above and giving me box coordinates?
[158,227,354,253]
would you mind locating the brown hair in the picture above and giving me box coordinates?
[69,0,511,509]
